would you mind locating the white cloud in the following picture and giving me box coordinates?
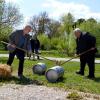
[42,0,100,20]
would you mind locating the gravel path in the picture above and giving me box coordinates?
[0,84,100,100]
[0,84,67,100]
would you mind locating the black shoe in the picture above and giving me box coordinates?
[76,71,84,76]
[37,56,40,60]
[37,58,40,60]
[18,75,24,79]
[87,75,95,79]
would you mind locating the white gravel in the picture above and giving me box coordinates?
[0,84,67,100]
[0,84,100,100]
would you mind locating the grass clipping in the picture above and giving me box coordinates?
[0,64,12,78]
[67,92,83,100]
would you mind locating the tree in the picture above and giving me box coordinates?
[29,15,39,35]
[76,18,85,25]
[38,12,49,33]
[0,2,23,28]
[45,19,61,38]
[60,13,75,55]
[61,13,74,34]
[73,18,86,29]
[0,0,23,50]
[0,0,5,26]
[87,18,97,23]
[30,11,50,35]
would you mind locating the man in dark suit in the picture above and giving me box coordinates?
[30,36,40,60]
[7,25,32,79]
[74,28,97,78]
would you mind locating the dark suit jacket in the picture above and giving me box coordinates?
[76,32,97,55]
[30,39,40,50]
[8,30,31,52]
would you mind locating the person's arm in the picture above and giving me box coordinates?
[38,40,40,49]
[8,31,17,48]
[76,39,79,54]
[27,41,32,51]
[7,31,17,52]
[9,31,16,44]
[27,35,32,52]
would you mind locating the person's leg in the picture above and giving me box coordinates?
[35,48,39,60]
[32,49,35,60]
[7,51,16,66]
[87,54,95,78]
[28,52,31,60]
[16,49,25,76]
[76,55,86,75]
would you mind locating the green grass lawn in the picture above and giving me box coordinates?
[41,50,69,58]
[0,57,100,94]
[0,50,8,54]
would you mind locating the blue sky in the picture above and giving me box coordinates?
[6,0,100,28]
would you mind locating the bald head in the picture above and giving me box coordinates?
[74,28,82,38]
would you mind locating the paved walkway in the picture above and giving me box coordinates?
[0,54,100,64]
[47,57,100,64]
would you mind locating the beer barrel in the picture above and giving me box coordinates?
[45,66,64,82]
[32,63,47,75]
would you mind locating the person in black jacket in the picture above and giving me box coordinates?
[30,36,40,60]
[7,25,32,79]
[74,28,97,78]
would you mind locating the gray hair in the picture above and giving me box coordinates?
[24,25,32,29]
[73,28,81,33]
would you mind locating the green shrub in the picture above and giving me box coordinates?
[50,38,60,50]
[0,43,5,50]
[38,34,76,56]
[38,34,51,50]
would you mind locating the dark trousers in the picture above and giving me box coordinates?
[7,49,25,76]
[32,48,39,59]
[80,54,95,77]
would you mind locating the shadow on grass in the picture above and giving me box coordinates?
[52,77,66,83]
[0,76,44,85]
[93,77,100,83]
[85,76,100,83]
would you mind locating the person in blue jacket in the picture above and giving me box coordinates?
[7,25,32,79]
